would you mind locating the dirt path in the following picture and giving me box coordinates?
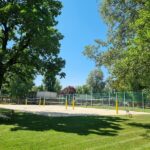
[0,105,149,117]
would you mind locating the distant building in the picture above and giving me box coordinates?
[36,91,57,99]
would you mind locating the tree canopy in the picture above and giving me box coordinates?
[0,0,65,90]
[43,77,62,93]
[83,0,150,91]
[76,85,90,94]
[86,69,105,93]
[4,74,34,99]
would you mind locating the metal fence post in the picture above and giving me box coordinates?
[108,92,110,106]
[79,95,84,106]
[142,91,144,110]
[91,93,92,106]
[116,92,118,114]
[43,97,45,105]
[85,94,87,101]
[58,95,60,104]
[65,95,68,110]
[124,92,126,108]
[132,92,134,109]
[102,95,103,106]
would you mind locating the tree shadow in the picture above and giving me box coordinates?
[128,122,150,139]
[0,110,128,136]
[128,122,150,129]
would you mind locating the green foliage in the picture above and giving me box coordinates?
[86,69,105,93]
[76,85,90,94]
[53,79,62,93]
[43,75,62,93]
[83,0,150,91]
[2,75,34,98]
[43,75,56,92]
[0,0,65,89]
[32,85,45,92]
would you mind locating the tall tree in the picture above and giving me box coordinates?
[76,85,90,94]
[0,0,65,90]
[2,74,34,99]
[84,0,150,91]
[86,69,105,93]
[43,74,56,92]
[32,85,45,92]
[53,79,62,93]
[43,76,62,93]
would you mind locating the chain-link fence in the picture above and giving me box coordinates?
[0,91,150,110]
[59,91,150,110]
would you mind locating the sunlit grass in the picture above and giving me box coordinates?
[81,105,150,113]
[0,108,150,150]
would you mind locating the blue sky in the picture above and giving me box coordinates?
[34,0,108,87]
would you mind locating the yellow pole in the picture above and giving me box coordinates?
[65,99,68,110]
[39,98,41,105]
[25,99,27,105]
[116,99,118,114]
[72,97,75,110]
[43,97,45,105]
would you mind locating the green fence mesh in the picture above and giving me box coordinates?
[60,91,150,109]
[0,91,150,109]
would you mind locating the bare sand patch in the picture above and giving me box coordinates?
[0,104,149,117]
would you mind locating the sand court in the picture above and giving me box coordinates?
[0,104,149,117]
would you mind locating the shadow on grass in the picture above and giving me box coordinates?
[128,122,150,139]
[128,122,150,129]
[0,109,128,136]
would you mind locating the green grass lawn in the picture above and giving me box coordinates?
[0,108,150,150]
[81,105,150,113]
